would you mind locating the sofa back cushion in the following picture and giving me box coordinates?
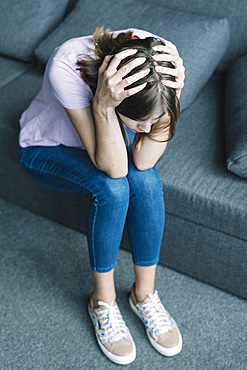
[34,0,230,112]
[0,0,70,61]
[142,0,247,73]
[225,54,247,179]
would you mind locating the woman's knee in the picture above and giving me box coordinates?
[96,175,130,206]
[128,165,163,195]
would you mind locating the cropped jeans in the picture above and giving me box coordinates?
[19,128,165,273]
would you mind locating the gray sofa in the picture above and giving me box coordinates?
[1,0,247,300]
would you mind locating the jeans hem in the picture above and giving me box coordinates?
[133,259,159,267]
[90,262,116,273]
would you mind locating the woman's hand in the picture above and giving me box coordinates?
[94,49,149,110]
[152,45,185,99]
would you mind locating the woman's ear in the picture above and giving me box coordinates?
[132,35,140,39]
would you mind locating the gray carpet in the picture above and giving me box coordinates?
[0,198,246,370]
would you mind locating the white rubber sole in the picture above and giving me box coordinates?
[129,295,182,357]
[88,302,136,365]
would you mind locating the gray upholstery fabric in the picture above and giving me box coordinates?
[0,68,90,235]
[0,0,69,61]
[159,213,247,300]
[156,74,247,242]
[0,68,43,148]
[0,56,31,88]
[225,53,247,179]
[142,0,247,73]
[1,68,247,299]
[1,199,247,369]
[34,0,230,112]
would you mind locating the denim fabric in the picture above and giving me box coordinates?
[19,128,165,272]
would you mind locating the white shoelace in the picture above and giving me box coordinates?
[137,290,173,339]
[97,301,129,343]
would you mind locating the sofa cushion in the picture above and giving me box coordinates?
[0,57,31,88]
[156,74,247,242]
[224,54,247,179]
[1,70,247,301]
[0,0,70,61]
[34,0,230,112]
[139,0,247,73]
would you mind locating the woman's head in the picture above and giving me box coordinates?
[77,27,180,148]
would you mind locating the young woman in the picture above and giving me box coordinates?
[19,27,185,365]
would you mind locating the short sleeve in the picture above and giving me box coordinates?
[48,58,93,110]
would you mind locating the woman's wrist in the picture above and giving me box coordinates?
[93,96,115,120]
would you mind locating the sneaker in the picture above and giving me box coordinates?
[88,294,136,365]
[129,284,182,357]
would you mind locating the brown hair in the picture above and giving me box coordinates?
[77,27,180,151]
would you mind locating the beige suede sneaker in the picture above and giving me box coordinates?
[88,294,136,365]
[129,284,182,357]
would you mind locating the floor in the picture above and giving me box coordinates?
[0,198,246,369]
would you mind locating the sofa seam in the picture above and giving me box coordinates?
[1,67,33,90]
[165,210,247,243]
[227,152,247,168]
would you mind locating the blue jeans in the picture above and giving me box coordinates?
[19,128,165,273]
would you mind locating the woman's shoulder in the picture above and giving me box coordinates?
[52,34,95,66]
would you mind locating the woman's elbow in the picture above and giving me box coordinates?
[134,161,154,171]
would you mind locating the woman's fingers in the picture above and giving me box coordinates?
[105,49,138,76]
[102,50,149,101]
[116,56,147,80]
[120,67,150,89]
[99,54,114,73]
[155,65,179,77]
[152,45,184,70]
[153,53,181,68]
[161,79,184,89]
[123,82,148,98]
[152,44,185,96]
[153,44,177,54]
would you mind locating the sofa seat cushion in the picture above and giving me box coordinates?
[0,56,32,89]
[34,0,230,112]
[0,0,70,61]
[224,54,247,179]
[1,69,247,243]
[156,74,247,242]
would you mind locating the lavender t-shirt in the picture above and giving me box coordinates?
[19,28,175,149]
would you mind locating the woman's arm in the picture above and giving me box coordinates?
[88,49,147,178]
[65,104,128,178]
[152,44,185,99]
[92,100,128,178]
[132,127,169,171]
[65,49,148,178]
[133,44,185,171]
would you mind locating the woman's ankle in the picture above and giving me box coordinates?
[92,290,116,308]
[133,264,156,301]
[92,268,116,307]
[133,282,154,302]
